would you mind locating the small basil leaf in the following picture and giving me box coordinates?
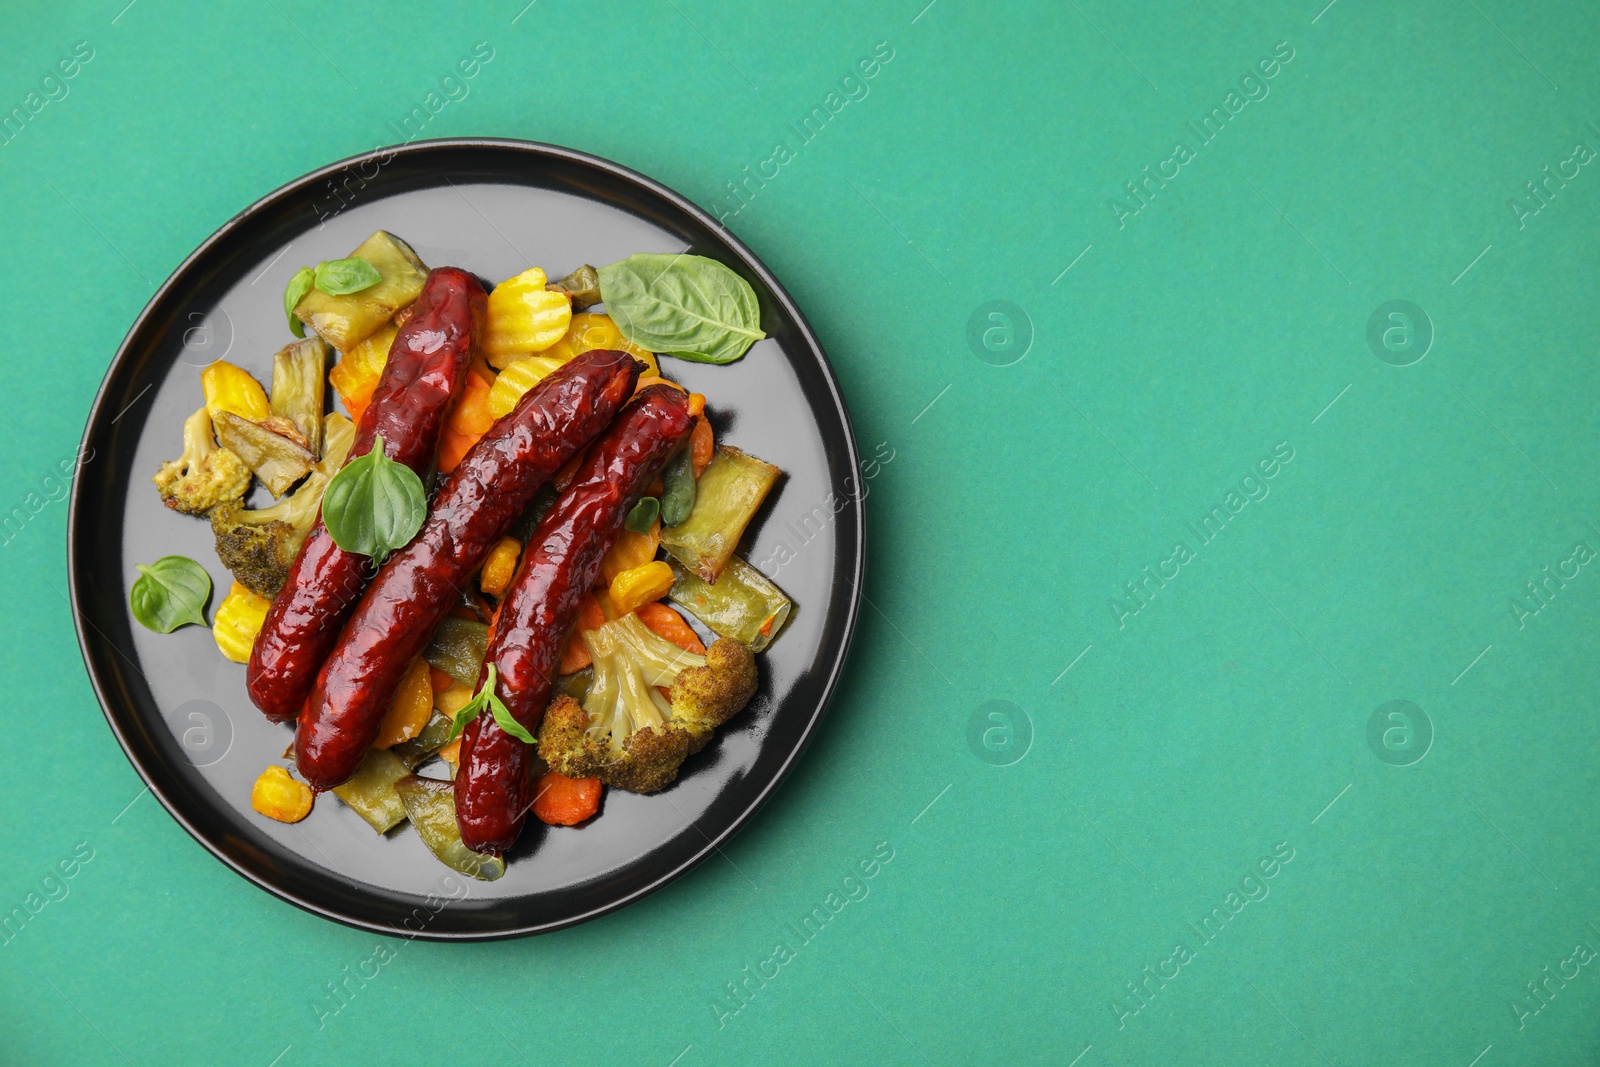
[444,665,496,742]
[487,690,536,744]
[314,255,382,296]
[597,253,765,365]
[284,266,315,337]
[130,556,212,633]
[659,450,696,527]
[321,433,427,566]
[624,496,660,533]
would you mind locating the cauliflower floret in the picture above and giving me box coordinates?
[152,406,251,515]
[538,613,757,793]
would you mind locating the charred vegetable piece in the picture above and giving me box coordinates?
[293,232,428,351]
[270,337,327,456]
[211,415,351,598]
[423,616,490,690]
[213,411,315,497]
[393,775,505,881]
[669,555,792,652]
[331,749,411,832]
[546,264,602,309]
[153,406,252,516]
[660,446,780,583]
[392,710,455,770]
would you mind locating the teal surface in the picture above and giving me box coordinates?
[4,1,1599,1063]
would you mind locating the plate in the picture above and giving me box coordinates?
[68,139,864,940]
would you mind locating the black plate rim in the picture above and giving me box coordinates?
[67,136,865,941]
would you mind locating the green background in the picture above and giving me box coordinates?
[3,0,1598,1063]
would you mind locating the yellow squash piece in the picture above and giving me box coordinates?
[251,766,313,823]
[201,361,271,425]
[328,315,403,424]
[294,231,429,352]
[486,356,564,419]
[609,560,676,616]
[213,581,271,663]
[600,522,660,585]
[374,657,434,749]
[544,312,658,376]
[479,537,522,598]
[483,268,573,369]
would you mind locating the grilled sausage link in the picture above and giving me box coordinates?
[455,385,694,854]
[247,267,485,722]
[295,351,643,790]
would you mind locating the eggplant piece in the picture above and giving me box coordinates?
[423,616,489,690]
[294,231,429,351]
[669,555,792,652]
[547,264,602,310]
[394,775,505,880]
[660,446,780,583]
[331,749,410,833]
[212,410,315,497]
[270,337,327,457]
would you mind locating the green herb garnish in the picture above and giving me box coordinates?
[129,555,212,632]
[597,253,765,365]
[444,664,535,744]
[320,434,427,566]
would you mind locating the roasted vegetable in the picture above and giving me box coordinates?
[213,581,272,663]
[479,536,521,598]
[659,447,696,526]
[331,748,410,832]
[635,601,706,655]
[374,657,435,749]
[609,560,675,616]
[210,414,352,597]
[213,411,315,497]
[532,770,602,825]
[486,355,563,419]
[669,556,792,652]
[392,709,456,770]
[436,365,496,473]
[423,616,489,689]
[394,775,505,880]
[537,613,757,793]
[294,232,429,351]
[251,766,313,823]
[201,360,271,424]
[328,312,404,425]
[483,267,573,369]
[269,337,327,456]
[660,446,780,583]
[152,406,251,516]
[541,312,658,374]
[546,264,602,309]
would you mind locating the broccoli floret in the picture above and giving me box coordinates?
[538,613,757,793]
[152,406,251,515]
[210,469,329,598]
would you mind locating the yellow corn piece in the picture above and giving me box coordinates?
[374,657,434,749]
[329,317,402,424]
[480,536,522,598]
[609,560,676,616]
[214,581,271,663]
[201,361,270,424]
[487,356,564,420]
[251,766,313,823]
[600,522,660,585]
[544,312,659,376]
[484,268,572,369]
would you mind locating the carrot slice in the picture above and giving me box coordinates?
[690,417,714,478]
[437,367,496,472]
[636,601,706,655]
[532,771,602,826]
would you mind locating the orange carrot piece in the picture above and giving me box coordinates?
[636,601,706,655]
[690,418,714,478]
[577,593,607,631]
[687,392,706,417]
[437,368,496,472]
[428,666,456,694]
[532,771,602,826]
[558,630,591,674]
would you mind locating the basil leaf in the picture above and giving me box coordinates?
[624,496,660,533]
[314,255,382,296]
[129,556,212,633]
[321,433,427,566]
[284,266,315,338]
[441,665,536,744]
[487,688,536,744]
[597,253,766,365]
